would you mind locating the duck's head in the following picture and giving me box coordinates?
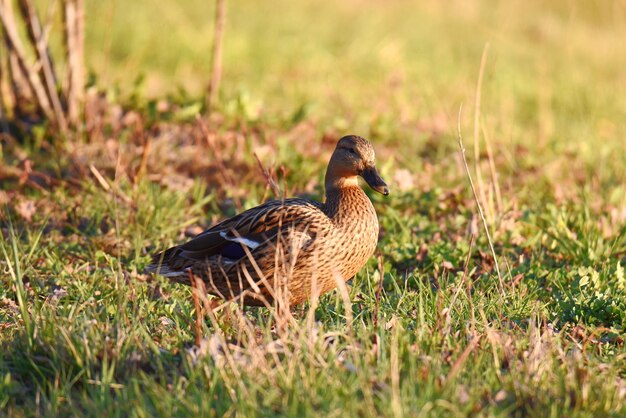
[325,135,389,195]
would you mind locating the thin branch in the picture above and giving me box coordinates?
[63,0,85,127]
[1,0,28,109]
[457,104,505,296]
[0,0,55,121]
[473,43,490,221]
[206,0,226,114]
[0,33,10,133]
[17,0,67,132]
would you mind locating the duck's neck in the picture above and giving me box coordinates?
[323,176,374,224]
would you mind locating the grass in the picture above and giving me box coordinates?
[1,0,626,416]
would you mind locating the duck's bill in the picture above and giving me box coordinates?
[361,167,390,195]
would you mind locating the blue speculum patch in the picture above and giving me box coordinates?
[221,242,247,260]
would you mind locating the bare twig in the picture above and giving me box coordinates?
[89,164,110,191]
[88,164,134,206]
[17,0,67,132]
[206,0,226,114]
[1,0,29,109]
[63,0,85,127]
[0,54,9,132]
[0,0,83,132]
[0,0,55,121]
[473,43,490,221]
[457,104,505,296]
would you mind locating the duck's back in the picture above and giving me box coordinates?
[148,197,337,305]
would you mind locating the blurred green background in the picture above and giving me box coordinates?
[85,0,626,195]
[87,0,626,125]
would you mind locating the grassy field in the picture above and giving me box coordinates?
[1,0,626,416]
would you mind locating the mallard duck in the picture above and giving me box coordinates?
[146,135,389,307]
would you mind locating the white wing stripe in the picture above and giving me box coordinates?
[219,231,261,249]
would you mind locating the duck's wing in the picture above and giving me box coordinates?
[147,198,326,275]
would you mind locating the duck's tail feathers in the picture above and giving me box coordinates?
[144,247,190,279]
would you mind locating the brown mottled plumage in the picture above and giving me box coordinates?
[146,135,389,306]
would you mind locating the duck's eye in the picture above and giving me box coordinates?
[348,148,357,155]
